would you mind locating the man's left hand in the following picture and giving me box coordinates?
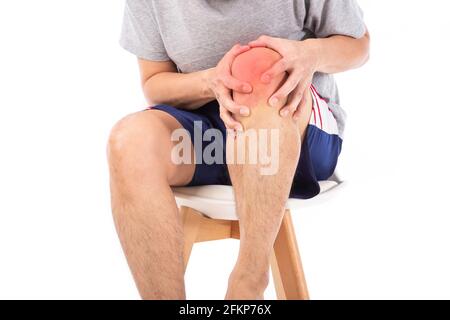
[249,35,319,120]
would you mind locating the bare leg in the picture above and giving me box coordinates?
[226,48,313,299]
[107,110,195,299]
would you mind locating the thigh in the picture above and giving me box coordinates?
[305,86,342,180]
[150,102,231,187]
[289,86,342,199]
[111,109,196,187]
[145,109,196,187]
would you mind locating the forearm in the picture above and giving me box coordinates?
[143,69,215,110]
[307,32,370,74]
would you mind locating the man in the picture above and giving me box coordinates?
[108,0,370,299]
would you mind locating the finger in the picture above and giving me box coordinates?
[260,59,288,84]
[268,73,301,107]
[292,83,312,118]
[226,43,251,59]
[220,44,253,93]
[221,75,252,93]
[248,35,278,49]
[247,41,266,48]
[216,85,250,116]
[248,39,267,48]
[293,94,308,120]
[280,84,304,118]
[220,107,243,131]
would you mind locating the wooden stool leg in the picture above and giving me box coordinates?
[181,206,202,272]
[271,210,309,300]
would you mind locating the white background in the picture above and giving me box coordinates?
[0,0,449,300]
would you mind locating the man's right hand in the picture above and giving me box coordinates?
[206,44,253,131]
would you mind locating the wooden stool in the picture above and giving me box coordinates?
[173,177,343,300]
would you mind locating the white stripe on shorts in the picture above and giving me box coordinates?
[309,85,340,136]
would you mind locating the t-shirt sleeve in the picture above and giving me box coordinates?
[119,0,170,61]
[303,0,366,39]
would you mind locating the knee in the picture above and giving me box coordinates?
[231,47,287,107]
[107,112,165,169]
[107,114,133,161]
[108,113,140,162]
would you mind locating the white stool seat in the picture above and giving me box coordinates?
[173,179,344,221]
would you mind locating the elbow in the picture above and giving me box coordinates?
[145,96,158,107]
[354,31,370,68]
[363,52,370,65]
[361,31,371,66]
[144,91,157,106]
[144,91,158,107]
[142,77,160,106]
[361,48,370,67]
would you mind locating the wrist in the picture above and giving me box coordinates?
[302,38,324,72]
[201,68,216,99]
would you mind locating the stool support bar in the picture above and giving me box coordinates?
[181,206,309,300]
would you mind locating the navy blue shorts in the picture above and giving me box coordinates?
[148,87,342,199]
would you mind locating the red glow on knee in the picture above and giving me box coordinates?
[231,47,281,84]
[231,47,286,107]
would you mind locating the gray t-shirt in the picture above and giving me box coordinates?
[120,0,365,137]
